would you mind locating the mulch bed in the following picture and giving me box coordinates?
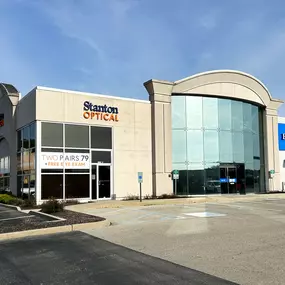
[0,210,105,234]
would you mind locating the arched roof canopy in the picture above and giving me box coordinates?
[172,70,282,108]
[0,83,20,106]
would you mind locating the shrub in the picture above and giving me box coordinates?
[22,198,36,208]
[41,197,64,214]
[144,194,151,200]
[9,198,24,206]
[144,194,156,200]
[0,194,17,205]
[157,193,178,199]
[123,194,139,201]
[64,199,80,206]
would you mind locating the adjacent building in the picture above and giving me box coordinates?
[0,70,283,204]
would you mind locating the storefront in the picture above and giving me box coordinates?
[144,70,283,195]
[0,70,283,203]
[0,84,152,204]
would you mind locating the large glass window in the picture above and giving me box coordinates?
[172,96,186,128]
[17,130,22,151]
[65,174,89,198]
[204,130,219,162]
[65,125,89,148]
[232,132,244,163]
[187,130,203,162]
[23,127,30,150]
[203,97,218,129]
[42,123,63,147]
[0,155,10,193]
[40,123,113,201]
[17,122,36,198]
[172,130,186,163]
[219,131,233,162]
[30,123,36,148]
[243,103,252,132]
[172,95,264,195]
[218,99,232,130]
[188,163,205,194]
[41,174,63,199]
[91,126,112,149]
[173,163,188,195]
[231,101,243,131]
[186,97,202,129]
[92,151,111,163]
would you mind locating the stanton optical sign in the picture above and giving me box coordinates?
[83,101,119,122]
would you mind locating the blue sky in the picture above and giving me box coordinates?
[1,0,285,114]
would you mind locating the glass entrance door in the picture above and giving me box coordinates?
[91,165,97,199]
[98,165,111,199]
[91,164,111,199]
[228,167,237,194]
[220,166,237,194]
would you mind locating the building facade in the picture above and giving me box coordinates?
[0,70,283,203]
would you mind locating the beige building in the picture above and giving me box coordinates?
[0,70,283,204]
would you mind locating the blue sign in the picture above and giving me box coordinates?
[220,178,228,183]
[229,178,237,183]
[278,123,285,151]
[138,172,143,183]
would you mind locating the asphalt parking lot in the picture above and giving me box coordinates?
[0,205,32,221]
[0,204,54,233]
[0,231,236,285]
[82,197,285,285]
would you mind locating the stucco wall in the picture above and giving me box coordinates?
[15,90,36,129]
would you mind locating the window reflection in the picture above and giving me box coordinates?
[203,97,218,129]
[245,162,254,193]
[252,106,259,134]
[205,163,220,194]
[187,130,203,162]
[243,103,252,132]
[172,96,186,129]
[218,99,231,130]
[186,97,202,129]
[172,94,264,195]
[219,131,233,162]
[244,132,253,163]
[231,101,243,131]
[188,163,205,194]
[172,130,186,163]
[232,132,244,163]
[204,130,219,162]
[173,163,188,195]
[253,134,260,158]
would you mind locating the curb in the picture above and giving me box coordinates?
[0,203,65,222]
[29,210,66,222]
[0,203,22,212]
[0,219,111,241]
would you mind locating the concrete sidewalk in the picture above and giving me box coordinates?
[67,193,285,212]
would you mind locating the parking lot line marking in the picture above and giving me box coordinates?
[184,212,226,218]
[0,215,34,222]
